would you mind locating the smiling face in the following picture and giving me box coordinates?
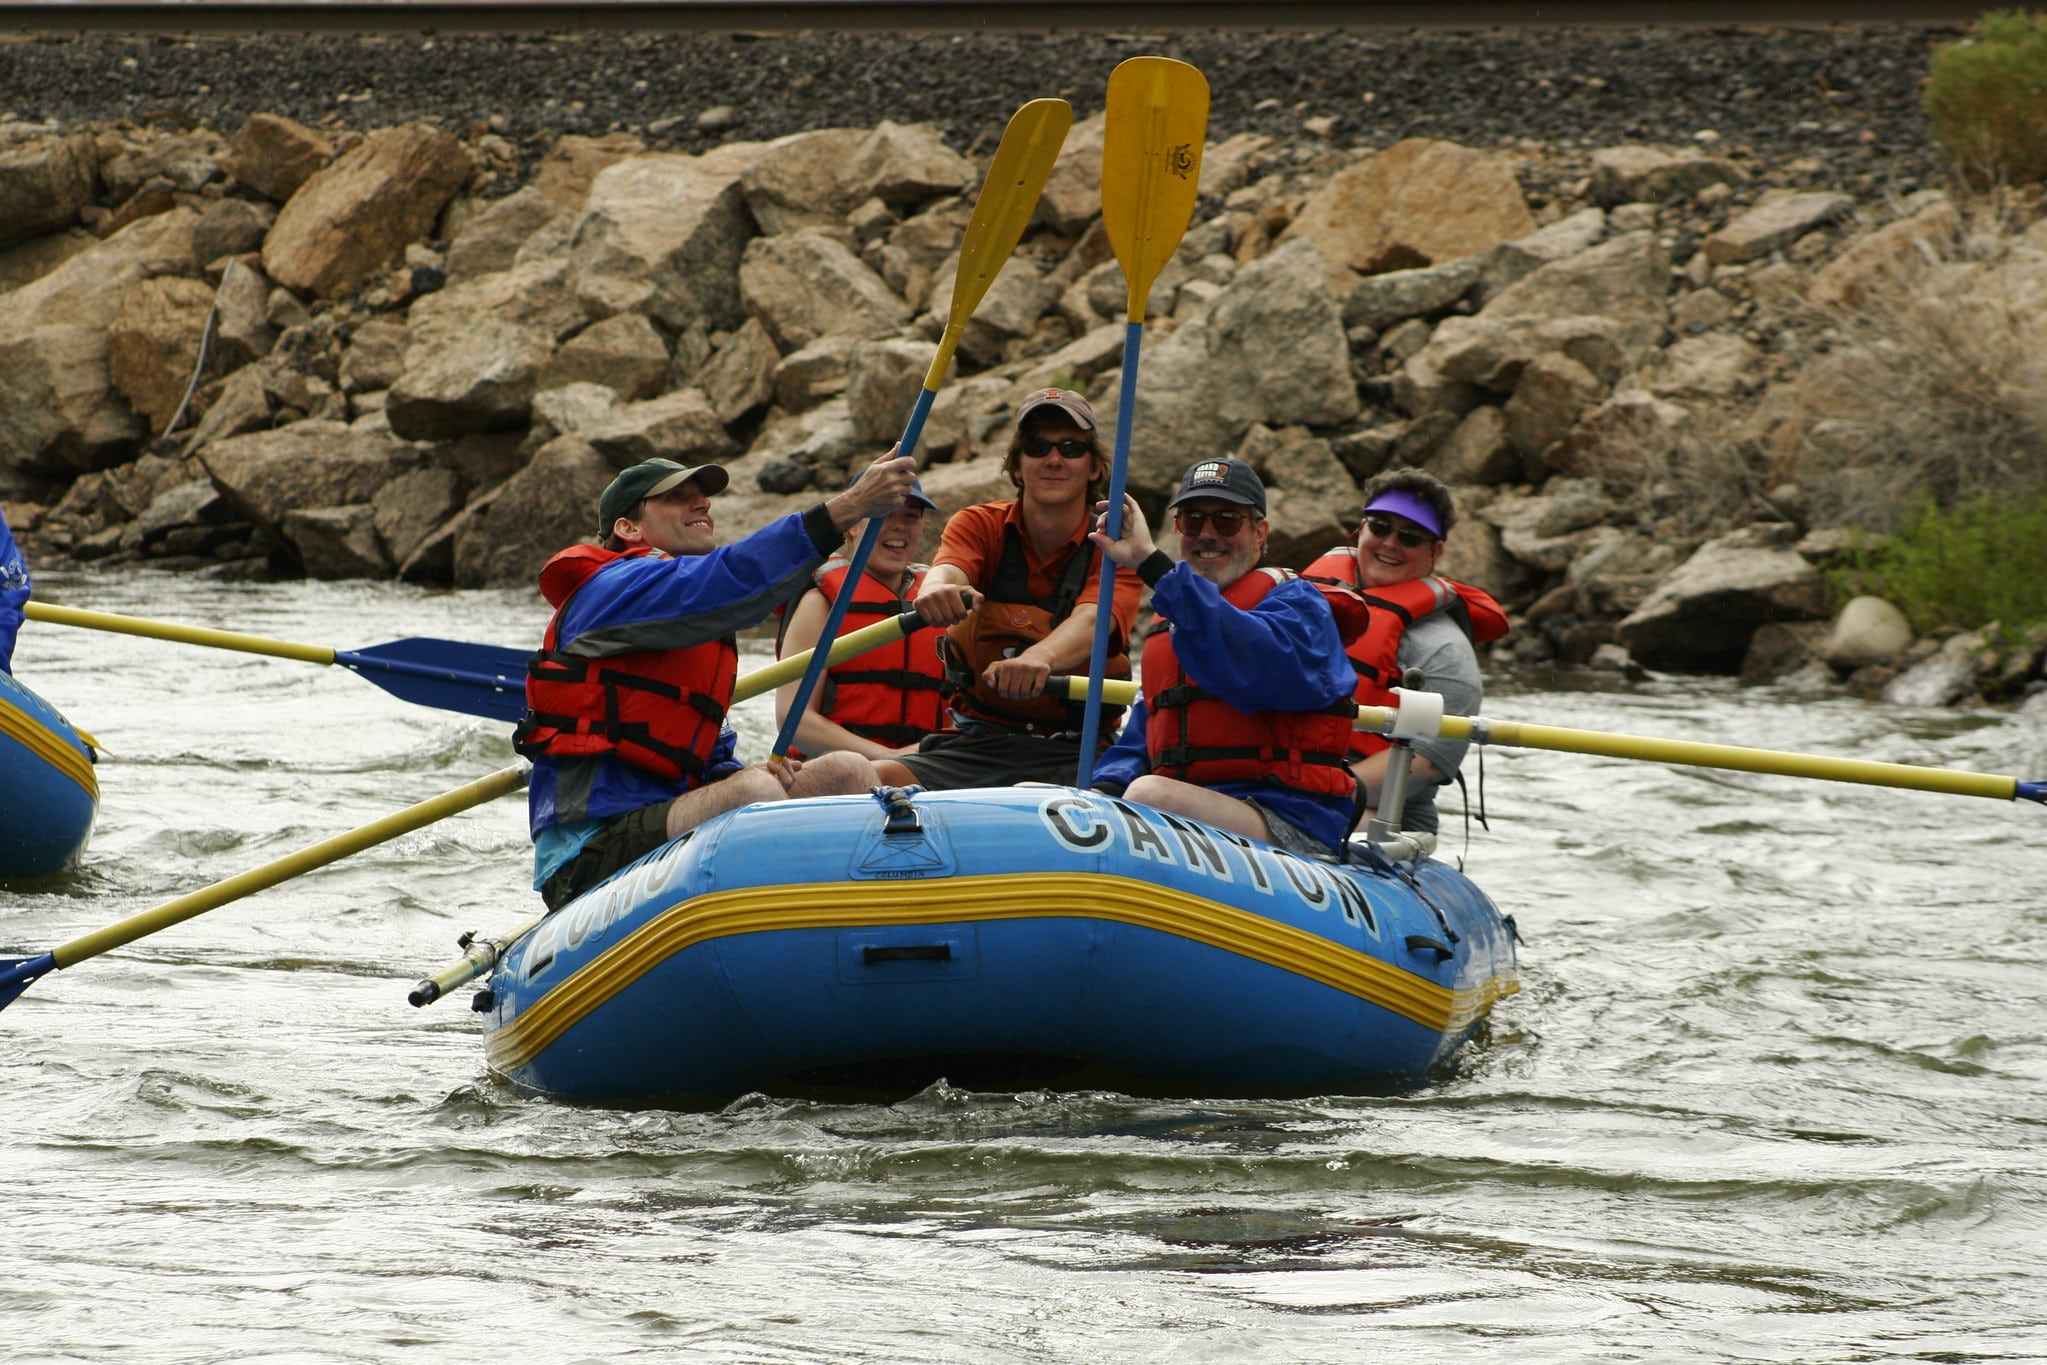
[1173,497,1268,588]
[1353,509,1443,589]
[851,504,929,580]
[616,479,717,557]
[1012,417,1102,515]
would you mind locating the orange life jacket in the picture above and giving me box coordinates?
[513,544,736,785]
[939,523,1129,738]
[1140,568,1361,797]
[1301,547,1509,758]
[779,558,949,751]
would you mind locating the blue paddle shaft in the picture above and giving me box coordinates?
[1072,321,1146,785]
[771,386,938,761]
[2019,780,2044,804]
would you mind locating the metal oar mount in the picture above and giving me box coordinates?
[25,602,529,723]
[1043,676,2047,806]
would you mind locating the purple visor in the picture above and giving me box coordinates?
[1361,489,1445,540]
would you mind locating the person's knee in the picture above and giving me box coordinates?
[792,750,876,796]
[1124,775,1171,807]
[666,768,780,839]
[872,759,918,788]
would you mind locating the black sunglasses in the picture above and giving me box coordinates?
[1175,507,1253,537]
[1361,514,1435,549]
[1021,435,1092,459]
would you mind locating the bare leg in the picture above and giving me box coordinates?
[663,766,783,840]
[788,749,878,797]
[1122,774,1273,844]
[872,759,920,788]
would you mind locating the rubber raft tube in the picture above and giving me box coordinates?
[485,785,1519,1103]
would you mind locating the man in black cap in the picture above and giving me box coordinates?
[516,450,920,910]
[875,388,1143,789]
[1086,457,1366,859]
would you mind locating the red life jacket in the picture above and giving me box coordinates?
[513,544,736,785]
[778,557,949,751]
[1140,568,1361,797]
[939,523,1129,738]
[1302,547,1509,758]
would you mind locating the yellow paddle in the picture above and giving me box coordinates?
[1046,676,2046,805]
[771,97,1071,763]
[0,612,936,1012]
[1073,57,1210,783]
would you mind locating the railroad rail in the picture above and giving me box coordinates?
[0,1,1977,35]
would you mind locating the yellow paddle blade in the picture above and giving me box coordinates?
[1101,57,1210,323]
[926,96,1073,389]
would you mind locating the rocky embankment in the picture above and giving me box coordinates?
[1,27,2042,707]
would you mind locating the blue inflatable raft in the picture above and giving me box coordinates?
[0,670,97,878]
[484,786,1518,1103]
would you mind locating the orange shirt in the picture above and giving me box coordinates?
[934,500,1143,638]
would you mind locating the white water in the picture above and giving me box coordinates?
[5,569,2045,1363]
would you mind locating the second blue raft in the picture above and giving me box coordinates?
[0,670,97,878]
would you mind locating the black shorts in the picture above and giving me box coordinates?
[894,727,1095,791]
[539,799,673,910]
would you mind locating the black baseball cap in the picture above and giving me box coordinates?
[597,459,729,537]
[1167,458,1266,516]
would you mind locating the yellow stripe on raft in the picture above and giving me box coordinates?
[488,872,1519,1073]
[0,693,97,798]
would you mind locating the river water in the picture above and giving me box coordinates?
[4,570,2044,1364]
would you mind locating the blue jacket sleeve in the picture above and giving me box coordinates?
[1148,568,1355,714]
[1088,696,1151,793]
[557,511,833,656]
[0,507,28,674]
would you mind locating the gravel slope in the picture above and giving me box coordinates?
[2,25,1955,185]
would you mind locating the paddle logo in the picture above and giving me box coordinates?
[1167,143,1195,178]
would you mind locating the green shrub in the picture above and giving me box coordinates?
[1925,10,2047,184]
[1828,487,2047,632]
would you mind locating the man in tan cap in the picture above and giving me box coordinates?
[875,388,1143,790]
[516,451,920,910]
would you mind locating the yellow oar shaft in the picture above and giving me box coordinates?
[1048,677,2023,802]
[739,611,917,701]
[52,764,531,970]
[25,602,336,666]
[1462,717,2019,801]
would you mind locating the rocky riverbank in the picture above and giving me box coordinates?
[2,25,2042,706]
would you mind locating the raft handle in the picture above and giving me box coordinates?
[1404,934,1455,964]
[862,944,952,965]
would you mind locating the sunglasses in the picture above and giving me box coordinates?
[1361,514,1436,549]
[1174,507,1253,537]
[1020,435,1092,459]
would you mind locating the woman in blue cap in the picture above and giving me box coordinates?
[1303,469,1509,835]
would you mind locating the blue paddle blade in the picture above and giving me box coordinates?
[0,953,57,1011]
[334,639,530,723]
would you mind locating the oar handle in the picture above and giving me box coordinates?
[410,913,543,1008]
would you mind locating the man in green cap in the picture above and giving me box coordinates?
[515,450,921,910]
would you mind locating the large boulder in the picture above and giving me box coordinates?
[843,121,976,211]
[451,435,614,587]
[566,153,755,333]
[1036,112,1106,235]
[1096,240,1357,499]
[0,134,97,248]
[536,312,670,401]
[1616,525,1831,672]
[200,421,424,545]
[0,209,198,475]
[1479,230,1671,364]
[697,316,781,425]
[739,228,911,352]
[1235,424,1355,567]
[1704,191,1855,266]
[1806,201,1957,311]
[281,504,391,578]
[262,125,471,298]
[221,114,332,203]
[1588,145,1746,207]
[1282,138,1536,277]
[738,127,869,233]
[845,337,931,444]
[925,249,1057,364]
[386,316,553,439]
[106,275,218,433]
[445,185,573,282]
[1823,595,1914,669]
